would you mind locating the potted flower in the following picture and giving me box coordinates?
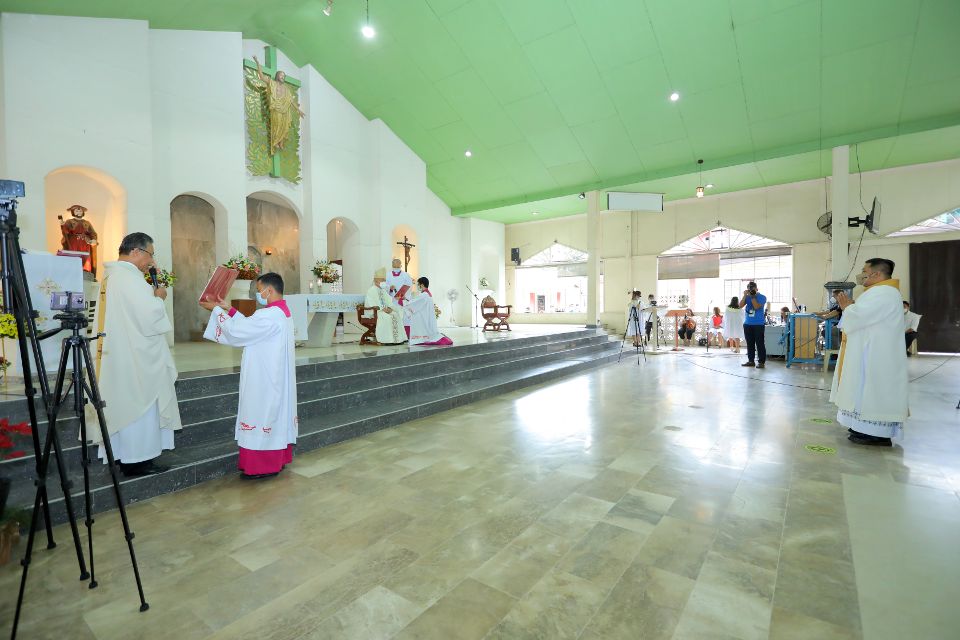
[310,260,340,293]
[0,312,16,383]
[143,267,177,288]
[0,417,29,565]
[223,254,261,300]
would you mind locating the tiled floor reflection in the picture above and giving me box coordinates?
[1,350,958,639]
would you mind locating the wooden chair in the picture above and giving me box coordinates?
[481,295,512,332]
[356,304,378,345]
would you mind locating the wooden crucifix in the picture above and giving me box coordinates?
[243,45,303,178]
[396,235,416,271]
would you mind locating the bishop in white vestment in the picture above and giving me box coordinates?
[405,277,453,347]
[386,258,414,338]
[365,268,406,344]
[831,258,909,446]
[200,273,298,478]
[94,233,181,476]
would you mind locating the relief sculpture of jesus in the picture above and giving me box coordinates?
[252,55,305,156]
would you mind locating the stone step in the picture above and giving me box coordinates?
[2,331,619,524]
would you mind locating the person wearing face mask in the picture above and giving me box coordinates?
[363,267,406,344]
[199,273,298,478]
[92,232,181,476]
[739,281,767,368]
[405,277,453,346]
[830,258,908,447]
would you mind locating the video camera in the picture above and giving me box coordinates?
[50,291,85,312]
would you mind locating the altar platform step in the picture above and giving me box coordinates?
[0,328,619,525]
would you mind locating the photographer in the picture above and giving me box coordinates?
[739,281,767,368]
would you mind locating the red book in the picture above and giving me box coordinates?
[395,284,410,302]
[199,266,239,303]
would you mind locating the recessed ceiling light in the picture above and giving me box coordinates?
[669,92,680,102]
[532,211,539,216]
[464,150,472,157]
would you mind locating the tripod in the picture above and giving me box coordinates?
[618,305,646,365]
[12,306,150,636]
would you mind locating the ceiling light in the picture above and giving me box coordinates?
[361,0,375,38]
[578,192,585,199]
[696,186,704,198]
[464,150,472,157]
[670,92,680,102]
[695,158,705,198]
[322,0,333,16]
[706,184,714,189]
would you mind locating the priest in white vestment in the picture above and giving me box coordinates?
[405,277,453,346]
[200,272,298,478]
[94,232,181,476]
[386,258,414,338]
[364,268,406,344]
[831,258,909,447]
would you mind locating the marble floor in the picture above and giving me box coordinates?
[1,348,958,639]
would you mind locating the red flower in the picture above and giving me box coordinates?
[3,450,25,459]
[0,433,13,449]
[5,422,31,435]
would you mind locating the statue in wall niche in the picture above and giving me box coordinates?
[57,204,98,277]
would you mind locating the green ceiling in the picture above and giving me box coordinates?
[4,0,960,220]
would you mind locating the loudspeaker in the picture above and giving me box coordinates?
[510,248,521,265]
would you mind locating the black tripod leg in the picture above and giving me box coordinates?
[71,340,98,589]
[79,339,149,611]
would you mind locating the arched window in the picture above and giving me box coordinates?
[514,242,588,314]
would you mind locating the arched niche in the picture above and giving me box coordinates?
[170,193,220,342]
[44,166,126,279]
[390,224,419,278]
[327,217,361,293]
[247,190,301,294]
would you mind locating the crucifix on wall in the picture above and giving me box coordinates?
[396,235,416,271]
[243,45,304,182]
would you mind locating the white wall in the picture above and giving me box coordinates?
[506,158,960,331]
[0,12,497,338]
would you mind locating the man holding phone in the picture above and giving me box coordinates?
[739,281,767,368]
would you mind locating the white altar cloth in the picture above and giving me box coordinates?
[285,293,365,347]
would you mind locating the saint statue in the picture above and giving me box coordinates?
[58,204,98,277]
[252,56,305,156]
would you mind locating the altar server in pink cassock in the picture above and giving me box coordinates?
[200,272,298,478]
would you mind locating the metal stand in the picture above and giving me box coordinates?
[618,305,646,365]
[466,284,482,329]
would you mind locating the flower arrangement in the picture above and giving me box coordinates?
[144,268,177,288]
[311,260,341,283]
[0,314,17,340]
[478,277,491,289]
[223,254,261,280]
[0,418,30,460]
[434,304,441,319]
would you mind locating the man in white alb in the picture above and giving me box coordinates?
[364,267,406,344]
[405,277,452,346]
[94,232,181,476]
[199,272,298,478]
[386,258,414,338]
[831,258,909,447]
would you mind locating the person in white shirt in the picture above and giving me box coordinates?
[722,297,745,353]
[903,300,922,356]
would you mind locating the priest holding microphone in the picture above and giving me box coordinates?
[199,273,298,478]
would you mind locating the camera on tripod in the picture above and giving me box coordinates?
[50,291,85,312]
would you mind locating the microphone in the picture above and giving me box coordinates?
[148,266,160,289]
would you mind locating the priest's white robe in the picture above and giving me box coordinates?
[203,301,298,471]
[386,269,414,328]
[405,289,451,346]
[830,279,908,438]
[94,260,181,463]
[364,284,406,344]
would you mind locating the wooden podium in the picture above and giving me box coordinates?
[665,308,693,351]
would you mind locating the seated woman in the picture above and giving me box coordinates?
[405,277,453,346]
[677,312,697,347]
[708,306,724,347]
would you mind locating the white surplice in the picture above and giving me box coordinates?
[364,284,406,344]
[405,289,447,345]
[203,303,298,452]
[386,269,414,327]
[93,260,181,462]
[830,279,908,437]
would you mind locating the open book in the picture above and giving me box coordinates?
[199,266,239,303]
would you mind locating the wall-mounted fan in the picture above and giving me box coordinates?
[817,211,832,236]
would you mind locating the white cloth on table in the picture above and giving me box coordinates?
[722,307,745,340]
[99,401,174,464]
[203,303,298,452]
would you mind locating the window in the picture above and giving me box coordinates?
[514,242,588,313]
